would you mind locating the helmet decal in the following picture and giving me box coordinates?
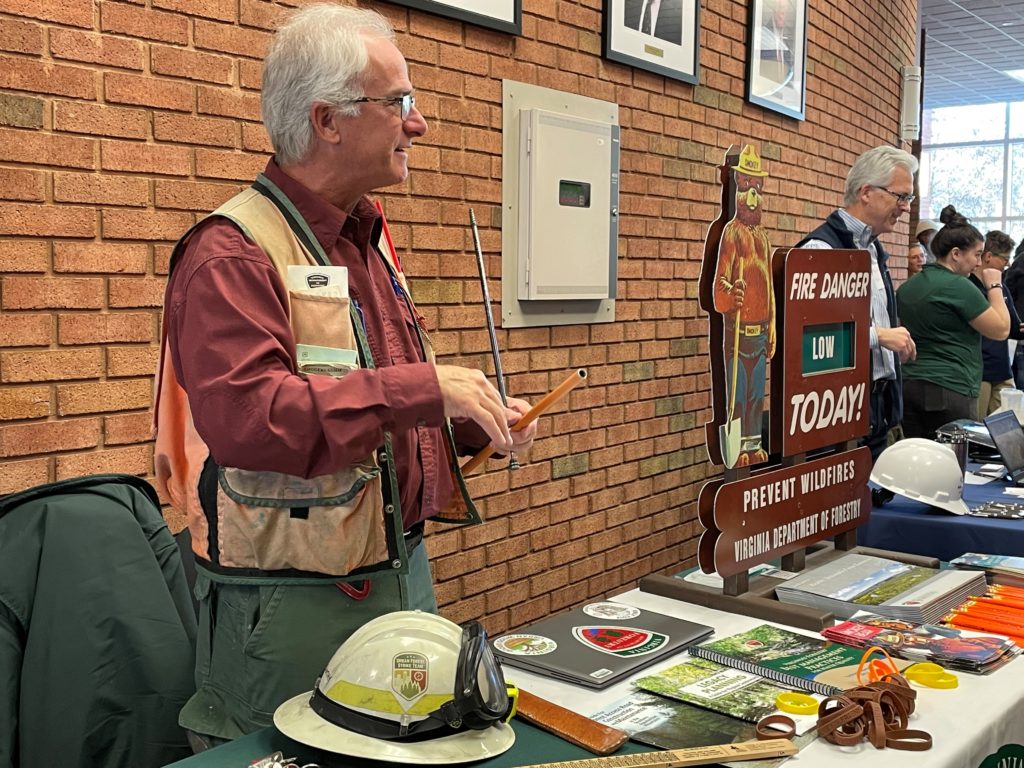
[392,652,429,701]
[572,626,668,657]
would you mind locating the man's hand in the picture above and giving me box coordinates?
[435,365,513,452]
[506,397,537,453]
[877,326,916,362]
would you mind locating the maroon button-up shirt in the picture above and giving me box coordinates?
[165,160,479,528]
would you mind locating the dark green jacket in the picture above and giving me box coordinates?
[0,475,197,768]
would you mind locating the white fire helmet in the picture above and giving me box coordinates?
[870,438,969,515]
[274,610,517,764]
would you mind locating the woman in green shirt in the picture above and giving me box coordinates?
[896,206,1009,438]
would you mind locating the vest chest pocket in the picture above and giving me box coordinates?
[215,464,388,576]
[289,290,359,378]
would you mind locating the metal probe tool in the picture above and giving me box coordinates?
[469,207,519,469]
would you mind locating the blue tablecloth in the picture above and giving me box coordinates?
[859,475,1024,561]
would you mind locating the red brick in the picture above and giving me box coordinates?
[0,18,43,54]
[0,313,51,347]
[54,172,149,206]
[0,203,96,238]
[153,0,237,22]
[53,242,148,274]
[241,122,272,153]
[239,0,285,30]
[58,312,154,345]
[154,179,241,211]
[57,378,151,415]
[50,28,145,70]
[153,113,237,148]
[0,0,92,27]
[0,127,96,169]
[0,385,50,419]
[56,444,152,479]
[194,148,267,181]
[0,456,50,494]
[238,59,261,90]
[196,85,261,120]
[0,240,47,272]
[151,45,235,85]
[0,347,103,382]
[104,411,154,444]
[0,167,43,201]
[104,71,192,111]
[106,345,160,377]
[0,416,100,458]
[100,2,189,45]
[54,101,149,140]
[101,209,193,240]
[100,140,191,176]
[194,19,270,58]
[408,13,462,45]
[108,277,167,307]
[154,244,173,275]
[0,54,96,99]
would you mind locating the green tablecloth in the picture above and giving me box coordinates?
[166,720,651,767]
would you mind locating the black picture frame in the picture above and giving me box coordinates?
[602,0,700,85]
[389,0,521,35]
[746,0,808,120]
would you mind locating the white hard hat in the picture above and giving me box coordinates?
[274,611,516,764]
[870,438,969,515]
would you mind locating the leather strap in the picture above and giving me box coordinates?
[816,676,931,752]
[885,729,934,751]
[754,714,795,741]
[514,689,628,756]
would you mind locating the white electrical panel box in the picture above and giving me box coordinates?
[501,81,619,328]
[517,109,619,301]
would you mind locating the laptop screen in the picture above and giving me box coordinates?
[983,410,1024,478]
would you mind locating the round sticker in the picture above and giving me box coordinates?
[493,634,557,656]
[582,602,641,620]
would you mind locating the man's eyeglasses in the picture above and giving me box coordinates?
[349,92,415,120]
[874,186,916,205]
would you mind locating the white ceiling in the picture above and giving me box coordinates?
[921,0,1024,108]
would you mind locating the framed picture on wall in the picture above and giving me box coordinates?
[602,0,700,84]
[746,0,808,120]
[389,0,521,34]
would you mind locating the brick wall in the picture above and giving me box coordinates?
[0,0,917,634]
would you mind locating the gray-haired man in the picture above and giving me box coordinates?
[796,146,918,461]
[156,3,535,745]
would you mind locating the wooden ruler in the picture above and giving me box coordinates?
[521,739,797,768]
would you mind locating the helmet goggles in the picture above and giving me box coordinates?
[310,620,517,742]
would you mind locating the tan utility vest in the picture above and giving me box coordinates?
[154,178,479,583]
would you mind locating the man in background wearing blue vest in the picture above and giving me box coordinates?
[796,146,918,460]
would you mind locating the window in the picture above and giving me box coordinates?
[920,100,1024,252]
